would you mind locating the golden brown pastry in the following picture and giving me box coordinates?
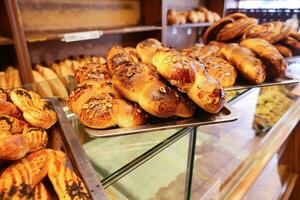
[0,115,27,134]
[290,30,300,41]
[32,70,54,98]
[281,36,300,55]
[196,11,205,22]
[208,41,227,48]
[108,46,195,118]
[202,17,234,44]
[36,65,68,98]
[182,45,220,61]
[48,153,90,200]
[5,67,14,89]
[0,149,49,199]
[0,72,8,89]
[216,17,257,41]
[13,69,22,88]
[274,44,293,57]
[0,134,29,160]
[220,43,266,84]
[124,47,141,63]
[33,182,52,200]
[23,127,48,153]
[225,12,248,20]
[136,38,164,65]
[152,48,225,113]
[75,63,112,85]
[188,10,198,23]
[0,88,22,118]
[240,38,287,78]
[197,7,214,23]
[167,9,179,25]
[10,88,57,129]
[212,12,221,22]
[242,21,291,44]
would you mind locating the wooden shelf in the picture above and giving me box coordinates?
[0,36,13,45]
[26,25,162,43]
[167,22,211,28]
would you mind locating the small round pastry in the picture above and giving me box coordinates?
[136,38,163,65]
[10,88,57,129]
[0,115,27,134]
[22,127,48,153]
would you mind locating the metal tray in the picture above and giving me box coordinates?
[84,104,238,138]
[225,75,299,91]
[48,99,108,200]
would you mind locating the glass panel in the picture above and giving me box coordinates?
[105,132,192,200]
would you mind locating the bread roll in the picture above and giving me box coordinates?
[108,46,195,118]
[196,11,205,22]
[36,65,68,98]
[220,43,266,84]
[188,10,198,23]
[240,38,287,78]
[10,88,57,129]
[32,70,54,98]
[167,9,179,25]
[152,48,225,113]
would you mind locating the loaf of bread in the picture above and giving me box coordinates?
[220,43,266,84]
[10,88,57,129]
[240,38,286,78]
[107,46,195,118]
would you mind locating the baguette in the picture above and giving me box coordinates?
[36,65,68,98]
[32,70,54,98]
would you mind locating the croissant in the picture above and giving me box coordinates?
[136,38,164,65]
[216,17,257,41]
[220,43,266,84]
[240,38,286,78]
[10,88,57,129]
[242,21,291,44]
[274,44,293,57]
[107,46,195,118]
[0,134,29,160]
[33,182,52,200]
[48,155,90,200]
[0,149,49,199]
[0,115,27,134]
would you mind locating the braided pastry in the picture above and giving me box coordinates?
[240,38,286,78]
[107,46,195,118]
[220,43,266,84]
[33,182,52,200]
[10,88,57,129]
[242,21,291,44]
[216,17,257,41]
[274,44,293,58]
[48,153,89,200]
[0,149,49,199]
[0,88,22,118]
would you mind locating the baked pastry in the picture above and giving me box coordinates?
[274,44,293,57]
[36,65,68,98]
[208,41,227,48]
[281,36,300,55]
[167,9,180,25]
[48,154,90,200]
[10,88,57,129]
[13,69,22,88]
[197,7,214,23]
[290,30,300,41]
[0,88,22,118]
[188,10,198,23]
[0,149,49,199]
[220,43,266,84]
[242,21,291,44]
[212,12,221,22]
[182,45,220,61]
[124,47,141,63]
[240,38,286,78]
[152,48,225,113]
[32,70,54,98]
[0,134,29,160]
[0,72,7,89]
[136,38,164,65]
[23,127,48,153]
[216,17,257,41]
[202,17,234,44]
[225,12,248,20]
[33,182,52,200]
[0,115,27,134]
[107,46,195,118]
[75,63,112,85]
[196,11,205,22]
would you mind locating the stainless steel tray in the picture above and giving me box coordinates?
[84,104,238,138]
[225,75,299,91]
[48,99,108,200]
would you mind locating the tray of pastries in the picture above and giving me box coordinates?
[0,87,106,199]
[67,39,238,137]
[181,13,299,91]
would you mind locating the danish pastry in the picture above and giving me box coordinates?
[23,127,48,153]
[0,115,27,134]
[10,88,57,129]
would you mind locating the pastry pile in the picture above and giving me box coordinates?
[167,7,221,25]
[68,39,226,129]
[202,12,300,58]
[0,88,89,199]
